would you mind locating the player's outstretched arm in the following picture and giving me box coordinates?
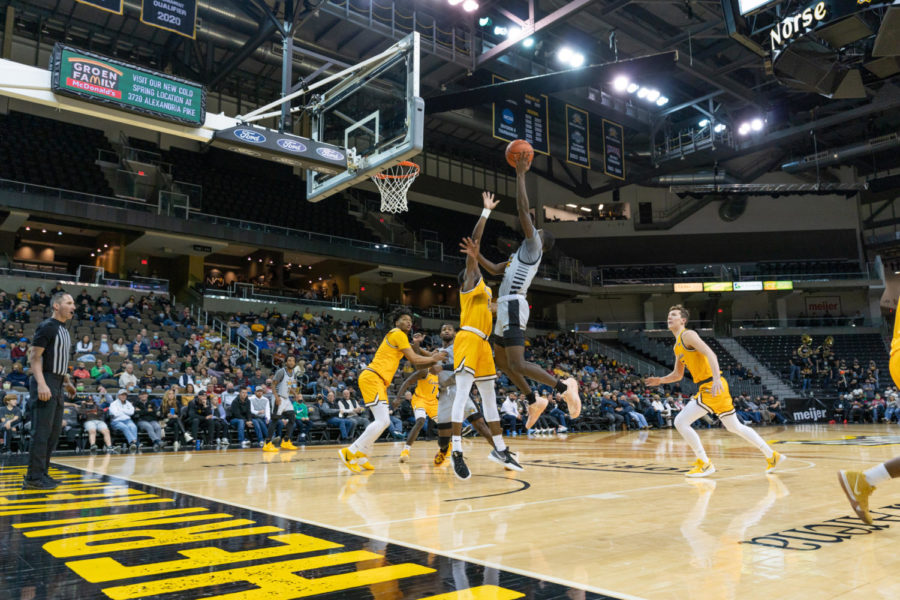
[401,346,448,368]
[395,369,427,405]
[644,361,685,387]
[515,154,535,239]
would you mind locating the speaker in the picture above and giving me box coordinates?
[638,202,652,225]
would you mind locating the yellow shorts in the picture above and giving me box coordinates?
[454,330,496,381]
[411,394,438,419]
[358,369,388,407]
[693,378,734,416]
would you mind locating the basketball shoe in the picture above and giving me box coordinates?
[434,442,451,466]
[451,451,471,480]
[262,442,279,452]
[399,447,410,463]
[525,395,549,429]
[488,448,523,471]
[685,458,716,477]
[838,470,875,525]
[354,451,375,471]
[281,440,298,451]
[765,451,784,474]
[338,447,361,473]
[562,377,582,418]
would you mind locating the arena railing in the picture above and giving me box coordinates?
[732,317,881,329]
[0,262,169,293]
[203,284,381,313]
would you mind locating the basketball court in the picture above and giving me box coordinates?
[2,425,898,600]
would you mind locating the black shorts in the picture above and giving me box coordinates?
[490,328,525,348]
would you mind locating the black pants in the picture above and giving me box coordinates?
[26,374,65,483]
[191,417,225,443]
[266,411,295,442]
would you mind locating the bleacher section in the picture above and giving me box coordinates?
[737,334,889,394]
[0,111,114,196]
[161,146,375,240]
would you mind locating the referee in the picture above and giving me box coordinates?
[23,291,76,490]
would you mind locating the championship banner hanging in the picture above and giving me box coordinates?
[602,118,625,180]
[565,104,590,169]
[75,0,123,14]
[491,74,550,156]
[141,0,197,39]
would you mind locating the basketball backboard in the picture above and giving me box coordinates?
[306,32,423,202]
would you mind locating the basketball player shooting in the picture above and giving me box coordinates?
[475,152,581,428]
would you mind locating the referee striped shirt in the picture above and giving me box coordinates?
[31,317,71,377]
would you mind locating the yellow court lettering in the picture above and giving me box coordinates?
[102,553,434,600]
[0,495,172,516]
[68,533,344,582]
[16,507,229,537]
[43,519,282,557]
[417,585,526,600]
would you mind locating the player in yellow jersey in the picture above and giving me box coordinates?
[396,365,441,462]
[338,307,447,473]
[838,306,900,523]
[451,192,523,480]
[645,305,783,477]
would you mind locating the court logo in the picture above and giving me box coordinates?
[66,58,123,98]
[502,108,515,125]
[277,138,307,153]
[771,435,900,447]
[234,129,266,144]
[316,147,345,161]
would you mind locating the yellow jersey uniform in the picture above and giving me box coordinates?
[454,277,496,380]
[359,328,410,406]
[412,372,439,419]
[890,305,900,388]
[674,329,734,416]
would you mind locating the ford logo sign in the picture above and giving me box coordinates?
[316,147,345,161]
[277,139,307,153]
[234,129,266,144]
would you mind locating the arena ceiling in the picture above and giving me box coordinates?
[7,0,900,195]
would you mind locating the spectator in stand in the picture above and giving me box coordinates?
[75,289,93,307]
[0,341,9,361]
[131,334,149,358]
[178,366,196,390]
[118,363,138,392]
[211,395,231,447]
[229,387,259,448]
[187,390,217,450]
[96,334,110,356]
[292,393,311,443]
[133,391,163,451]
[77,394,115,453]
[160,388,190,449]
[109,390,138,452]
[11,339,28,362]
[885,392,900,423]
[10,304,29,324]
[500,393,521,435]
[72,362,90,382]
[849,393,866,423]
[139,366,159,390]
[249,368,266,389]
[318,393,354,441]
[75,335,93,359]
[6,363,29,388]
[618,395,648,429]
[248,387,271,447]
[340,388,369,434]
[547,395,570,432]
[59,401,82,450]
[766,396,788,424]
[111,337,128,358]
[0,394,22,452]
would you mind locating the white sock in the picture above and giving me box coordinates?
[865,463,891,487]
[452,435,462,451]
[492,434,506,452]
[404,444,411,451]
[350,402,390,456]
[674,400,710,463]
[720,413,774,459]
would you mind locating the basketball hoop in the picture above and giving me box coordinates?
[371,161,419,213]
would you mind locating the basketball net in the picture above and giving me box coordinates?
[371,161,419,213]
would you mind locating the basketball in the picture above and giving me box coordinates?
[505,139,534,168]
